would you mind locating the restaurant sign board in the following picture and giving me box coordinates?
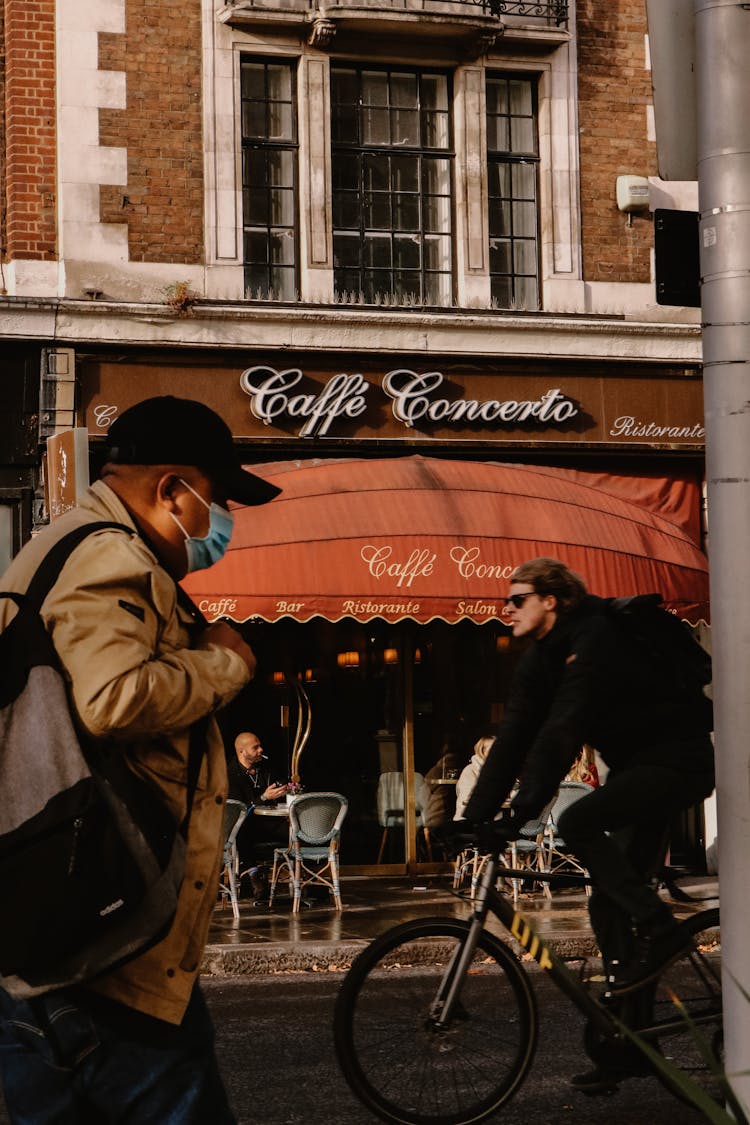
[80,354,705,449]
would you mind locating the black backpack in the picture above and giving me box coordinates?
[0,522,206,997]
[605,593,712,704]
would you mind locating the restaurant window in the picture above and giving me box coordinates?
[331,66,453,306]
[241,58,298,301]
[486,74,540,311]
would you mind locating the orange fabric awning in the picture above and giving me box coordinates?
[182,456,710,625]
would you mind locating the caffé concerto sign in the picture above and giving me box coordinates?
[82,355,705,448]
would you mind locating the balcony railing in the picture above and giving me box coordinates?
[451,0,567,23]
[223,0,568,29]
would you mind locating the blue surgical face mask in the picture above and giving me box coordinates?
[170,479,235,573]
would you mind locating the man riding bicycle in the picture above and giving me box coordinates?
[462,557,714,1093]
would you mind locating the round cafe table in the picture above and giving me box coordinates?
[253,804,290,817]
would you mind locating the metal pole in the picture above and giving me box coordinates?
[696,0,750,1112]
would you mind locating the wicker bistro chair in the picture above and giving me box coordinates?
[269,792,348,913]
[219,798,250,920]
[542,780,594,895]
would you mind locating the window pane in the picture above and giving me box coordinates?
[364,234,392,269]
[515,274,538,310]
[488,162,510,200]
[513,200,537,237]
[334,234,361,268]
[362,71,389,107]
[270,231,295,265]
[509,79,532,117]
[491,275,512,307]
[362,107,390,145]
[423,234,451,271]
[486,79,508,116]
[422,158,450,197]
[267,150,294,187]
[267,100,293,141]
[393,235,421,270]
[242,101,266,138]
[246,188,269,224]
[364,156,390,193]
[514,238,537,275]
[489,238,512,274]
[424,271,451,305]
[270,266,295,301]
[391,73,418,108]
[365,192,392,229]
[391,108,419,146]
[512,162,536,199]
[242,64,266,100]
[333,192,361,228]
[423,193,451,233]
[393,193,419,230]
[391,154,420,193]
[511,115,535,153]
[489,197,511,238]
[269,187,294,226]
[267,64,291,104]
[245,231,270,263]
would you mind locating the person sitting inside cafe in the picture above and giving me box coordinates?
[227,731,287,902]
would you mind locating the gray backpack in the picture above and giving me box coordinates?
[0,522,206,997]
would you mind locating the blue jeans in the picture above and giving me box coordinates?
[0,983,236,1124]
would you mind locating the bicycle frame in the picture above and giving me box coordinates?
[434,852,719,1049]
[433,852,612,1037]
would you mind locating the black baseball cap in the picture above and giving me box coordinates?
[103,395,281,506]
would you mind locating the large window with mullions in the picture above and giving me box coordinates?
[241,59,298,301]
[486,74,540,310]
[331,66,453,306]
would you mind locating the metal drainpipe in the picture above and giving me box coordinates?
[696,0,750,1113]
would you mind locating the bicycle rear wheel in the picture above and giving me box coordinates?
[642,908,723,1105]
[334,917,538,1125]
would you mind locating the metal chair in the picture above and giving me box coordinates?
[269,792,348,913]
[543,781,594,895]
[219,798,250,920]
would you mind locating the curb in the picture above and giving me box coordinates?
[201,930,601,976]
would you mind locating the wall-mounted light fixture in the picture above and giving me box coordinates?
[383,647,399,665]
[616,175,651,226]
[337,650,360,669]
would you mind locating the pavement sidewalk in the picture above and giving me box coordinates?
[201,872,719,976]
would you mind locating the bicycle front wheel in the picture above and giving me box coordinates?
[334,917,538,1125]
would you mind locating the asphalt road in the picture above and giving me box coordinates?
[210,971,709,1125]
[0,970,712,1124]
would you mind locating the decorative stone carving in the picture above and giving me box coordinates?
[463,28,502,59]
[308,17,336,49]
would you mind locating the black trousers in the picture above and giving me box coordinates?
[557,746,714,974]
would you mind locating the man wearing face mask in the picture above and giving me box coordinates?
[0,396,280,1123]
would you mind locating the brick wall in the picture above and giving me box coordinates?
[99,0,204,264]
[576,0,656,284]
[1,0,58,262]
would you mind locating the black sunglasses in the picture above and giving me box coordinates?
[501,592,537,609]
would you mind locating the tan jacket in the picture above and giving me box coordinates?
[0,481,250,1023]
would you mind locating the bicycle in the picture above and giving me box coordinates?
[333,828,724,1125]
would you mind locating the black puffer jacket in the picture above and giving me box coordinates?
[463,595,713,822]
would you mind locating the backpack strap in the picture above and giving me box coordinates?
[24,521,133,611]
[21,519,211,832]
